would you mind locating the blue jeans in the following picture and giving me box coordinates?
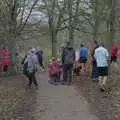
[48,74,60,85]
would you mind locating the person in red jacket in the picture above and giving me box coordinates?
[110,43,119,71]
[48,58,62,85]
[0,47,11,73]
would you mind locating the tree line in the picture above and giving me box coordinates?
[0,0,119,57]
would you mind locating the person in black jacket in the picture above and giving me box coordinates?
[62,41,75,84]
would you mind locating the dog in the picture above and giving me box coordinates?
[73,64,82,81]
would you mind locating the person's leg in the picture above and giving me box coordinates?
[91,62,98,81]
[49,74,58,85]
[110,56,118,72]
[48,75,54,84]
[54,75,59,84]
[98,76,102,87]
[81,63,84,72]
[99,76,106,92]
[99,67,108,91]
[113,62,118,72]
[56,74,61,82]
[28,74,33,88]
[98,67,103,89]
[83,62,87,72]
[3,65,8,73]
[63,65,68,83]
[102,67,108,89]
[102,76,108,86]
[32,73,38,87]
[79,57,84,72]
[40,61,45,70]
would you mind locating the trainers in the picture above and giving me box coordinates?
[100,87,105,92]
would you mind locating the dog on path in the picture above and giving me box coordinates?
[73,62,82,81]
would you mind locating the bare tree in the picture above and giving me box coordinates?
[0,0,39,72]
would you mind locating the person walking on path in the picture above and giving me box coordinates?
[23,50,38,89]
[62,41,75,84]
[79,43,88,72]
[91,40,99,81]
[94,42,109,92]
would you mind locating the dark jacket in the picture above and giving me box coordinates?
[91,45,99,64]
[62,46,75,64]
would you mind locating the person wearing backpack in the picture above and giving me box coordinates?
[23,52,38,89]
[62,41,75,84]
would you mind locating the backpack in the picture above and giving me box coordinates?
[64,48,75,64]
[23,62,28,75]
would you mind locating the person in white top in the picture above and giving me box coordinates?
[75,50,79,61]
[94,43,109,92]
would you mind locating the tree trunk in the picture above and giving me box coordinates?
[93,18,99,40]
[8,0,18,74]
[107,0,116,52]
[51,31,57,57]
[49,16,57,57]
[68,0,74,46]
[92,0,99,40]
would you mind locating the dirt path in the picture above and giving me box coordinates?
[32,73,99,120]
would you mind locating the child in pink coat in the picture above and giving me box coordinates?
[48,58,63,85]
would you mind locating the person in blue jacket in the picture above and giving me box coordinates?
[79,43,88,72]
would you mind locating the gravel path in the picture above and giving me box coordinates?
[33,73,99,120]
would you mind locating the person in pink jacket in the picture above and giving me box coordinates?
[48,58,63,85]
[0,47,11,72]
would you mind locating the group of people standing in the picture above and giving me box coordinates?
[21,41,118,91]
[48,40,119,92]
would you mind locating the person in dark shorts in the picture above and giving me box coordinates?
[79,43,88,72]
[94,42,109,92]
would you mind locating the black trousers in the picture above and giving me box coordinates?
[63,64,73,82]
[27,72,38,87]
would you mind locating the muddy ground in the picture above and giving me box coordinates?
[74,72,120,120]
[0,72,120,120]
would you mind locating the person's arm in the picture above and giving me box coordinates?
[105,49,109,61]
[94,50,97,60]
[79,48,81,58]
